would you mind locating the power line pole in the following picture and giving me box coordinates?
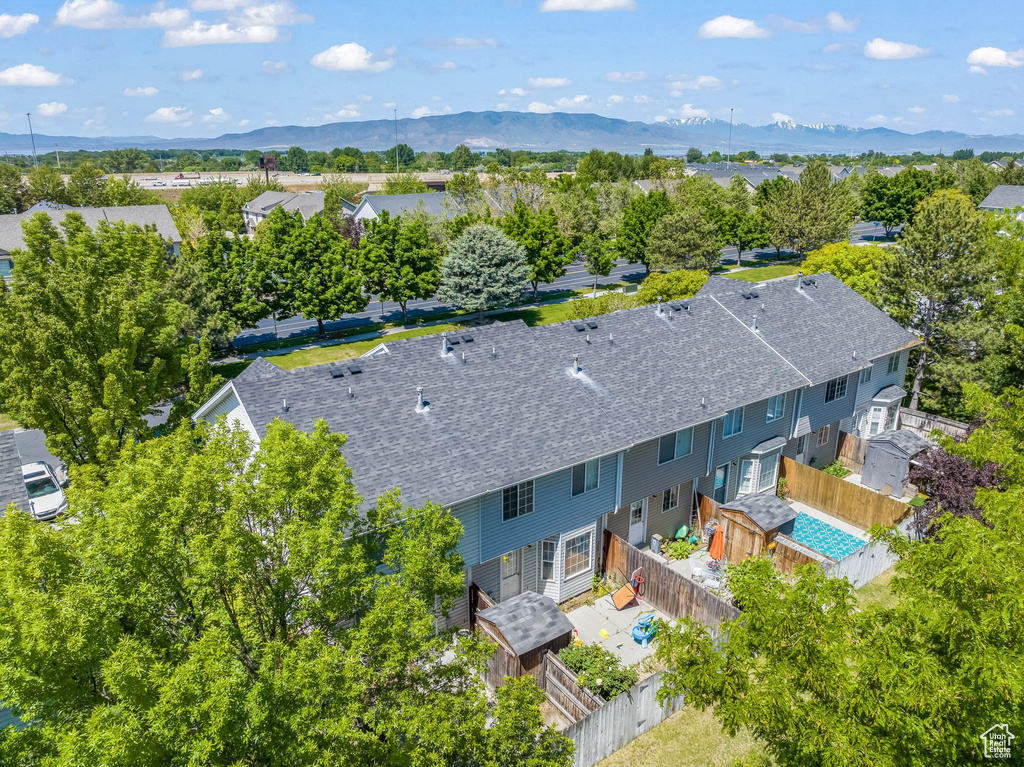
[727,108,733,166]
[25,113,38,169]
[394,108,400,174]
[54,143,61,170]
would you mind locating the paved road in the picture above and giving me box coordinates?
[232,220,893,347]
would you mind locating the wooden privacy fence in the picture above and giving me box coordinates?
[696,492,721,534]
[780,457,910,530]
[772,533,833,575]
[899,407,968,441]
[836,431,868,472]
[603,531,740,631]
[542,651,604,724]
[564,672,686,767]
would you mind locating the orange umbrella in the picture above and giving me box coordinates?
[709,525,725,561]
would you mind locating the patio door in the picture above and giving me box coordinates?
[500,549,521,601]
[795,435,807,464]
[713,463,729,504]
[628,499,647,546]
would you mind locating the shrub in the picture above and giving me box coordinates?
[664,538,696,560]
[822,460,852,478]
[777,476,788,499]
[558,643,638,700]
[635,268,709,306]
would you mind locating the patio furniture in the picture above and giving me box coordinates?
[611,583,637,610]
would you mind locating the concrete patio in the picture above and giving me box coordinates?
[565,593,671,667]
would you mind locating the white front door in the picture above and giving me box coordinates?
[500,549,521,601]
[628,499,647,546]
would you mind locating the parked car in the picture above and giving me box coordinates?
[22,462,67,522]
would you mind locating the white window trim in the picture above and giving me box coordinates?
[824,376,848,404]
[570,458,601,498]
[540,538,556,582]
[816,424,831,447]
[859,367,872,384]
[501,480,534,523]
[722,407,744,439]
[562,527,595,581]
[886,353,900,375]
[662,484,680,513]
[658,427,695,465]
[738,457,756,496]
[757,451,781,493]
[766,394,786,423]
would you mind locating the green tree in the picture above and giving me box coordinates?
[360,211,442,323]
[789,161,854,253]
[686,147,703,163]
[574,233,616,298]
[448,143,475,171]
[444,172,486,216]
[100,175,160,206]
[861,169,935,235]
[499,201,572,298]
[715,178,770,266]
[437,224,529,321]
[801,241,893,307]
[955,157,999,203]
[381,175,430,194]
[0,213,191,466]
[26,164,68,206]
[0,164,28,214]
[635,269,709,305]
[104,147,151,173]
[881,189,990,412]
[66,162,106,206]
[0,418,572,766]
[284,145,310,172]
[617,191,674,273]
[647,207,720,272]
[384,143,415,170]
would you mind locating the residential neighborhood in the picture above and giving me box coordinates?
[0,2,1022,766]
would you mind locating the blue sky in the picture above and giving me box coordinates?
[0,0,1021,139]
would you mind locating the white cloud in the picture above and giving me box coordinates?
[145,106,194,125]
[261,59,290,75]
[603,70,645,82]
[181,68,203,81]
[311,43,394,72]
[189,0,246,9]
[822,42,855,53]
[498,87,527,97]
[653,114,668,122]
[966,46,1024,68]
[968,65,987,75]
[540,0,635,11]
[698,15,769,40]
[908,105,926,115]
[0,13,40,38]
[326,105,361,119]
[202,106,230,123]
[527,101,555,113]
[165,21,278,46]
[0,64,71,87]
[864,38,930,60]
[37,101,68,116]
[666,103,709,119]
[528,76,571,88]
[412,105,432,118]
[56,0,189,30]
[432,60,458,72]
[606,94,625,104]
[865,114,888,125]
[780,18,818,34]
[230,2,313,26]
[633,94,653,103]
[382,101,395,108]
[238,118,250,126]
[424,36,498,50]
[826,11,859,33]
[771,111,793,122]
[667,75,723,96]
[554,94,591,108]
[989,108,1015,117]
[123,85,159,96]
[942,94,960,103]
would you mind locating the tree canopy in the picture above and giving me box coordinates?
[437,224,529,321]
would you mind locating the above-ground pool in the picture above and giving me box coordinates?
[788,512,866,561]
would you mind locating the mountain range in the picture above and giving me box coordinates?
[2,111,1023,156]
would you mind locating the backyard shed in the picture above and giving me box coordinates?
[719,493,799,564]
[475,590,575,688]
[862,429,930,498]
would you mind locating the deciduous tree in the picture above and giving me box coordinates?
[360,211,442,324]
[499,201,572,298]
[617,191,674,273]
[646,207,720,272]
[801,241,892,307]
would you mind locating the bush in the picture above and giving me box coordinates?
[558,643,638,700]
[664,538,696,560]
[569,291,636,320]
[822,460,852,478]
[635,268,709,306]
[777,476,788,498]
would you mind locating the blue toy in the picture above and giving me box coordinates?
[632,614,658,648]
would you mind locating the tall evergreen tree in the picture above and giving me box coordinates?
[437,224,529,321]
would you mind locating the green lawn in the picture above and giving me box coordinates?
[269,323,466,370]
[597,706,765,767]
[0,414,20,431]
[723,264,803,282]
[855,567,898,610]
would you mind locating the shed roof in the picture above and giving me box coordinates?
[980,185,1024,211]
[475,591,574,655]
[868,429,930,455]
[722,492,799,532]
[0,431,28,517]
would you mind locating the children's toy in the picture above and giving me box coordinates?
[632,613,658,648]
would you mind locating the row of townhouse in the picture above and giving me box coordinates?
[195,272,919,629]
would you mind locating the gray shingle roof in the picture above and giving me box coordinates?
[979,185,1024,211]
[697,273,919,384]
[475,591,573,655]
[0,205,181,256]
[869,429,930,455]
[871,384,907,404]
[243,191,326,219]
[359,192,453,219]
[723,493,799,531]
[0,431,28,517]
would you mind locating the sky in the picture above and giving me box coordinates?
[0,0,1021,139]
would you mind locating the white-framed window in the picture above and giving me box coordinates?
[502,481,534,521]
[824,376,848,403]
[886,353,900,375]
[816,424,831,447]
[859,366,872,385]
[658,428,694,464]
[738,458,756,495]
[796,434,807,455]
[563,532,593,579]
[662,484,680,512]
[723,407,744,438]
[541,538,556,581]
[757,452,780,492]
[867,405,888,437]
[766,394,786,423]
[571,458,600,497]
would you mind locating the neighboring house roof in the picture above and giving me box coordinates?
[354,192,453,219]
[211,273,910,512]
[722,493,799,532]
[0,205,181,256]
[475,591,574,655]
[242,190,326,220]
[634,178,682,194]
[696,274,920,385]
[869,429,930,455]
[980,185,1024,210]
[24,201,71,213]
[872,384,907,404]
[0,431,28,517]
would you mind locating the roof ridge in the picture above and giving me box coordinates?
[709,294,813,385]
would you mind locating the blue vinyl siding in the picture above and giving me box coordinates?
[477,453,618,564]
[855,351,909,409]
[450,498,482,568]
[712,392,794,468]
[620,422,712,507]
[794,374,857,436]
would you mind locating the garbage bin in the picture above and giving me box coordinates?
[651,533,663,554]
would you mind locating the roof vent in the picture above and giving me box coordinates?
[681,300,690,311]
[742,291,752,299]
[491,346,497,358]
[574,324,586,332]
[441,333,450,356]
[750,290,759,298]
[797,270,804,292]
[462,351,467,364]
[330,367,344,379]
[586,334,591,344]
[586,321,598,330]
[462,334,474,343]
[669,302,682,311]
[348,386,353,399]
[281,398,289,413]
[450,336,461,345]
[752,315,758,331]
[416,386,429,413]
[347,364,362,374]
[701,397,706,408]
[656,296,664,315]
[572,353,580,375]
[608,332,614,343]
